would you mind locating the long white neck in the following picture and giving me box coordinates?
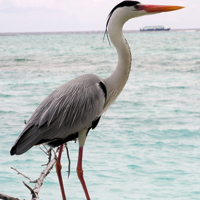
[103,12,132,111]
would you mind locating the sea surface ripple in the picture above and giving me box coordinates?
[0,31,200,199]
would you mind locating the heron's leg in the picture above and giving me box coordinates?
[56,144,67,200]
[77,129,90,200]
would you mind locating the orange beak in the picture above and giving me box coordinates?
[140,5,184,13]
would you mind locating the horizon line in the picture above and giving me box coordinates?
[0,28,200,35]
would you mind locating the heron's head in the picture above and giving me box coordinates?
[106,1,184,31]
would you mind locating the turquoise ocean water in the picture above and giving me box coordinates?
[0,31,200,199]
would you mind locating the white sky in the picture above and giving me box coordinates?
[0,0,199,32]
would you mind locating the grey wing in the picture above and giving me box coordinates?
[11,74,106,155]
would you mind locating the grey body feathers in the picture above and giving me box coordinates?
[11,74,106,155]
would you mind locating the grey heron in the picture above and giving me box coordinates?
[10,1,184,200]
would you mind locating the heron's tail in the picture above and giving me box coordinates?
[10,125,42,155]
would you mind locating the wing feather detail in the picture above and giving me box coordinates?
[11,74,106,155]
[34,74,106,137]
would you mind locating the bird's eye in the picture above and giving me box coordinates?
[134,5,142,10]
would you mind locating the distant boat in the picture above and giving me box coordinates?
[140,26,170,32]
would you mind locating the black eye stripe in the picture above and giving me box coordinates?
[109,1,140,17]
